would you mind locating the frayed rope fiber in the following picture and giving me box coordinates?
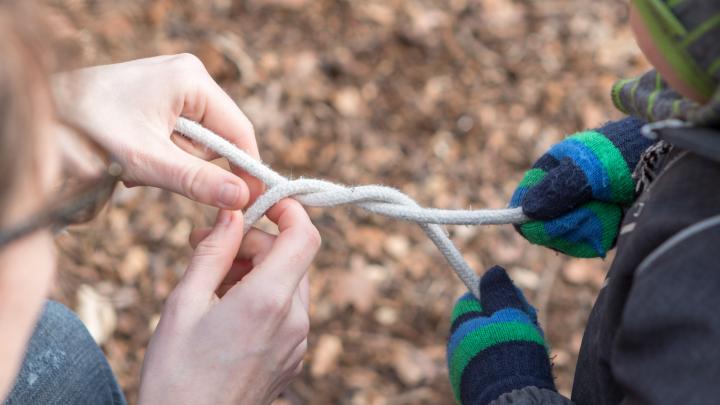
[175,117,529,298]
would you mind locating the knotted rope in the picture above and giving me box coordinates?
[175,117,528,298]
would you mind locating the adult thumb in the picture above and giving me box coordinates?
[181,210,245,295]
[163,149,250,209]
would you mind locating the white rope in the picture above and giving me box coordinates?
[174,117,528,298]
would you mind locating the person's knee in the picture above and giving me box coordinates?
[5,301,125,404]
[40,300,94,341]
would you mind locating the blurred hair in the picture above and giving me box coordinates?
[0,2,56,225]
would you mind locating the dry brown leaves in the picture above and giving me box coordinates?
[41,0,648,403]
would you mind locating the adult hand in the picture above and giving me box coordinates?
[509,117,651,257]
[53,54,264,209]
[138,199,320,405]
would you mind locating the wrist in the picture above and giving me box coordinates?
[478,377,557,405]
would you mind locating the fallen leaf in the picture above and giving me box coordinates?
[392,343,437,386]
[329,259,380,314]
[76,284,117,344]
[311,334,343,377]
[118,246,148,284]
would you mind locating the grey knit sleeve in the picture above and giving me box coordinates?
[489,386,575,405]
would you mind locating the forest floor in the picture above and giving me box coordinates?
[42,0,647,403]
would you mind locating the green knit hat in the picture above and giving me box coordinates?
[612,0,720,126]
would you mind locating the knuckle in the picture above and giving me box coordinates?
[289,314,310,339]
[178,162,205,201]
[171,53,206,73]
[158,288,201,331]
[194,238,223,258]
[303,226,322,251]
[164,288,193,318]
[240,117,255,138]
[249,289,292,318]
[124,148,152,176]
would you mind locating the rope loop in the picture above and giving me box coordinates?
[174,117,528,299]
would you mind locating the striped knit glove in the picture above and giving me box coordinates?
[510,117,652,258]
[447,266,555,405]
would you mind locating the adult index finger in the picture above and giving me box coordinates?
[239,199,321,298]
[177,55,265,204]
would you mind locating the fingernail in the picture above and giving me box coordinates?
[219,183,243,208]
[218,210,233,226]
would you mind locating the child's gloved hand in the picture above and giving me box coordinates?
[447,266,555,405]
[510,117,652,257]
